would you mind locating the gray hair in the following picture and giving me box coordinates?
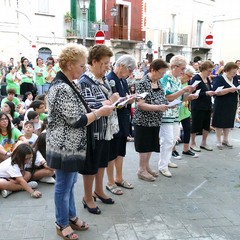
[170,55,187,67]
[114,54,137,70]
[184,65,196,75]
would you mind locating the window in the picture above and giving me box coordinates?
[196,20,203,46]
[38,0,49,13]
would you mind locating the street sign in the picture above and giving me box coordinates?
[95,30,105,44]
[205,34,213,45]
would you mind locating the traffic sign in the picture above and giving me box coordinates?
[205,34,213,45]
[95,30,105,44]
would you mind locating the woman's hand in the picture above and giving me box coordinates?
[228,87,238,93]
[159,104,168,112]
[109,92,120,104]
[98,105,115,117]
[188,94,199,100]
[206,91,215,96]
[183,85,195,93]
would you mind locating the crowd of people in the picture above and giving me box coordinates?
[0,45,239,240]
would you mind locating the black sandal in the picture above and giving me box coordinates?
[55,222,79,240]
[69,217,89,231]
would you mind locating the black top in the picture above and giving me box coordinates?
[190,74,212,111]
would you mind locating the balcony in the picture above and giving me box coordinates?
[162,31,188,46]
[65,19,96,44]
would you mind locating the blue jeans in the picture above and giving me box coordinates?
[42,83,50,93]
[54,170,78,227]
[36,85,43,95]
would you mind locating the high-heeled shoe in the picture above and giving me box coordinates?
[93,191,115,204]
[82,198,101,215]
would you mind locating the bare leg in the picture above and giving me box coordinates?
[106,160,115,187]
[82,175,96,208]
[95,168,109,199]
[190,133,197,146]
[31,169,55,180]
[201,129,209,146]
[215,127,222,143]
[0,179,24,191]
[114,156,123,183]
[223,128,230,142]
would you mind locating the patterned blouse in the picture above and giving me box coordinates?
[160,73,182,123]
[133,74,167,127]
[78,71,110,140]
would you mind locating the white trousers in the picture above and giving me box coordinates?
[158,122,180,171]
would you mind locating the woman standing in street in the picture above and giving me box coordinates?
[46,43,114,240]
[134,59,169,182]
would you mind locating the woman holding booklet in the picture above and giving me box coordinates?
[134,59,169,182]
[212,62,239,149]
[158,55,194,178]
[190,60,215,152]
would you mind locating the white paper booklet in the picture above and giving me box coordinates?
[136,92,148,99]
[215,86,224,92]
[194,89,201,95]
[191,80,201,87]
[167,99,182,107]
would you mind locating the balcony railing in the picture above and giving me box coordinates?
[162,32,188,46]
[65,19,96,38]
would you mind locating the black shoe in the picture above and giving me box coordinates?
[82,198,101,215]
[172,150,181,160]
[182,150,198,158]
[93,191,115,204]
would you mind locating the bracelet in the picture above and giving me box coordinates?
[30,190,35,197]
[93,111,101,120]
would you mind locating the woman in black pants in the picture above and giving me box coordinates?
[179,66,199,158]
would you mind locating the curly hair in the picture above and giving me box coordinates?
[88,44,113,65]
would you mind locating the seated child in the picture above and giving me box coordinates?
[25,132,55,184]
[0,143,42,198]
[23,121,38,147]
[24,91,33,109]
[24,111,43,136]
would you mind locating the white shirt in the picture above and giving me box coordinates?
[0,158,22,179]
[25,151,44,169]
[25,133,38,146]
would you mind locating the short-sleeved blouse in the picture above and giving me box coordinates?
[133,74,167,127]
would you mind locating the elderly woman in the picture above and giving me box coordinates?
[134,59,169,182]
[46,43,113,240]
[159,55,194,178]
[190,60,215,152]
[78,45,120,215]
[106,54,137,194]
[179,66,199,158]
[212,62,239,149]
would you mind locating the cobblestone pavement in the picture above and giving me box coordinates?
[0,128,240,240]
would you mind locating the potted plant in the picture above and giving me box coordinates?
[64,12,72,23]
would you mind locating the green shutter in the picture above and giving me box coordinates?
[88,0,96,22]
[71,0,77,19]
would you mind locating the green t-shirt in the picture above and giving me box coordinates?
[34,66,46,85]
[1,97,20,108]
[6,73,20,95]
[179,82,191,121]
[18,67,34,83]
[40,113,48,121]
[0,127,22,152]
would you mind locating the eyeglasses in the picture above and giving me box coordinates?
[185,74,193,78]
[0,117,8,122]
[176,65,186,71]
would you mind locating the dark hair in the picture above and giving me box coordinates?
[27,111,38,121]
[11,143,34,169]
[7,88,16,95]
[41,117,48,132]
[47,56,54,66]
[4,101,15,118]
[21,57,28,74]
[29,100,44,110]
[88,45,113,66]
[0,112,12,142]
[224,62,238,72]
[150,59,168,72]
[25,91,32,97]
[36,57,43,66]
[35,94,46,102]
[33,132,46,159]
[24,121,34,128]
[199,60,214,72]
